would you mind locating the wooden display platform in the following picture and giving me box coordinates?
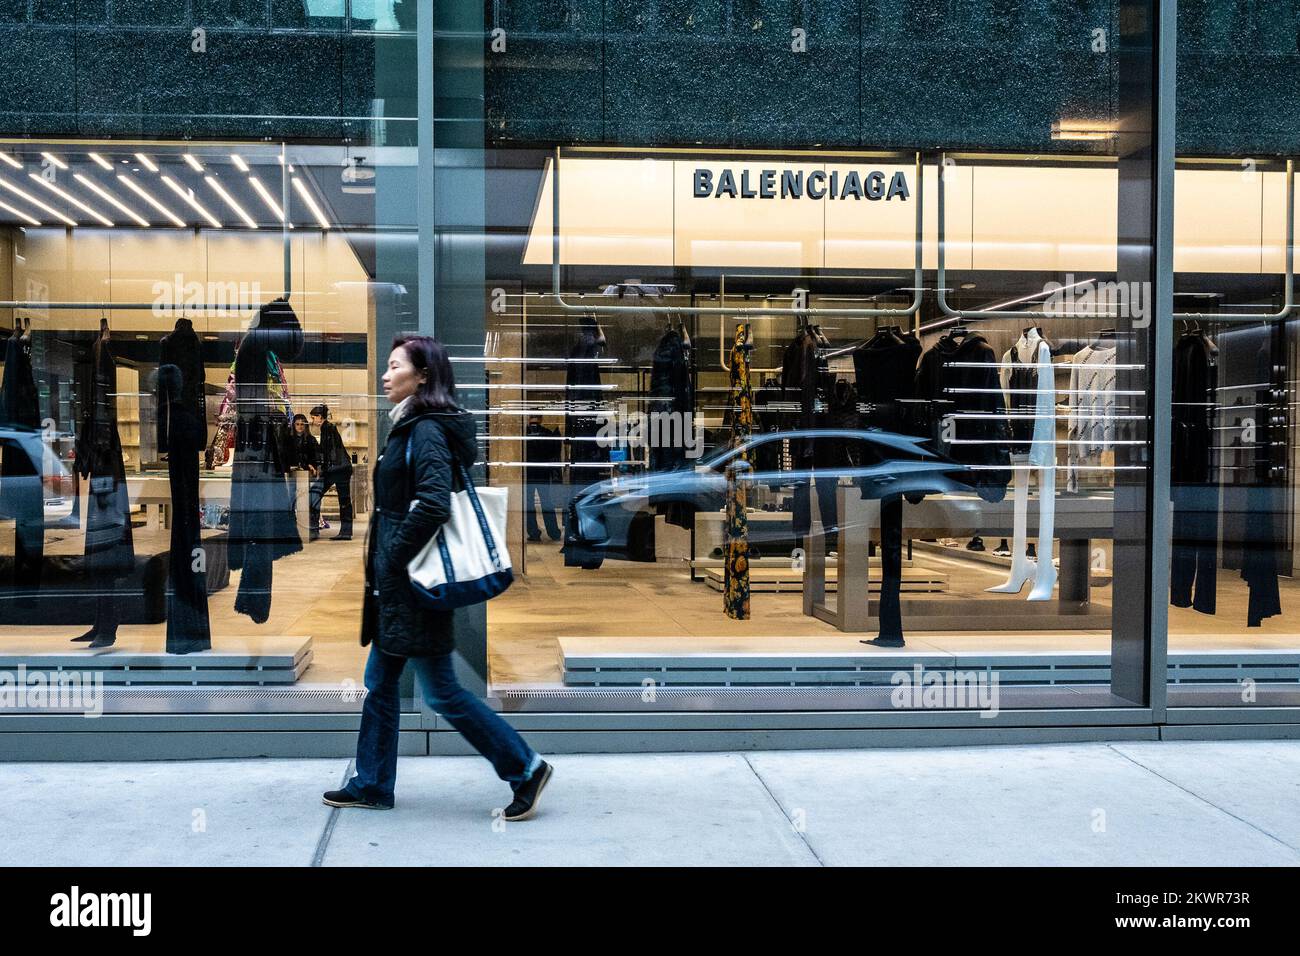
[703,566,947,594]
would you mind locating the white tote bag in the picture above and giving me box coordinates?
[407,456,514,610]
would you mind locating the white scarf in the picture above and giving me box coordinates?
[388,396,415,424]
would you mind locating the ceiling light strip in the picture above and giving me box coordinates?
[73,174,150,228]
[183,154,204,172]
[134,152,158,172]
[87,152,114,170]
[0,198,39,226]
[247,175,286,222]
[117,175,185,227]
[0,153,22,169]
[203,176,257,229]
[0,175,76,226]
[291,177,330,230]
[161,175,222,229]
[39,151,68,170]
[28,173,113,226]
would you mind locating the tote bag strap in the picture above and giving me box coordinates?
[456,460,504,572]
[405,421,504,575]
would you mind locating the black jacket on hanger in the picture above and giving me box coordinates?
[914,331,1012,502]
[852,329,922,434]
[228,298,304,623]
[565,317,608,467]
[649,326,693,473]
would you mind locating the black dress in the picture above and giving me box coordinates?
[1,329,43,591]
[75,332,136,643]
[227,299,304,623]
[157,317,211,653]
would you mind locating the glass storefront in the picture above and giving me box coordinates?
[0,1,1295,739]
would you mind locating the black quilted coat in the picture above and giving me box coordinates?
[361,407,478,657]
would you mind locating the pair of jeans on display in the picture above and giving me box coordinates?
[344,645,542,808]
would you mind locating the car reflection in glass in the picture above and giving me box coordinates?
[562,428,978,567]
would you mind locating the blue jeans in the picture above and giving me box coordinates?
[345,644,541,807]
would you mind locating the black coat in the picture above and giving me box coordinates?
[77,333,135,578]
[914,332,1012,502]
[228,298,304,623]
[361,407,478,657]
[318,420,352,473]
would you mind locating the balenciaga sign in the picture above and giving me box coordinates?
[693,167,910,201]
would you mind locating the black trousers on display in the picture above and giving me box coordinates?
[792,473,839,540]
[525,482,561,540]
[310,466,354,539]
[877,495,904,642]
[1169,483,1217,615]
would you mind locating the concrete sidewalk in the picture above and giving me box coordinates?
[4,741,1299,866]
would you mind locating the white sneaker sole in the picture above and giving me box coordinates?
[504,763,553,822]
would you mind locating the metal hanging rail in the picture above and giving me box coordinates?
[935,152,1297,325]
[539,152,925,319]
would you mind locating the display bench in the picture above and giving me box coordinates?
[802,484,1113,632]
[691,510,946,594]
[127,471,313,532]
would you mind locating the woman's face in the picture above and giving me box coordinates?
[382,346,425,404]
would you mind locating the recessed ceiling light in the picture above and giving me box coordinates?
[73,174,150,228]
[204,176,257,229]
[0,197,39,226]
[161,174,222,229]
[0,175,76,226]
[117,174,185,227]
[291,177,330,230]
[248,175,286,222]
[29,173,113,226]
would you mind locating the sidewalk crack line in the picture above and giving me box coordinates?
[312,759,354,867]
[1107,745,1300,857]
[742,753,825,867]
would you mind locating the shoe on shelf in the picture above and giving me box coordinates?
[322,789,392,810]
[503,760,553,822]
[992,546,1011,558]
[966,536,985,552]
[1026,543,1038,560]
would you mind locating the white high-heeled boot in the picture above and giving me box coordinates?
[1027,466,1057,601]
[987,466,1037,593]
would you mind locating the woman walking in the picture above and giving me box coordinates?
[324,334,552,819]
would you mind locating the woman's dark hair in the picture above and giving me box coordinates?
[292,413,307,425]
[309,404,329,420]
[392,333,459,413]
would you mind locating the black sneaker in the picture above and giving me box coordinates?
[322,789,392,810]
[966,536,985,552]
[503,761,553,822]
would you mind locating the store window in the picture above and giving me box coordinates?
[0,139,414,709]
[477,147,1160,712]
[1167,157,1300,708]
